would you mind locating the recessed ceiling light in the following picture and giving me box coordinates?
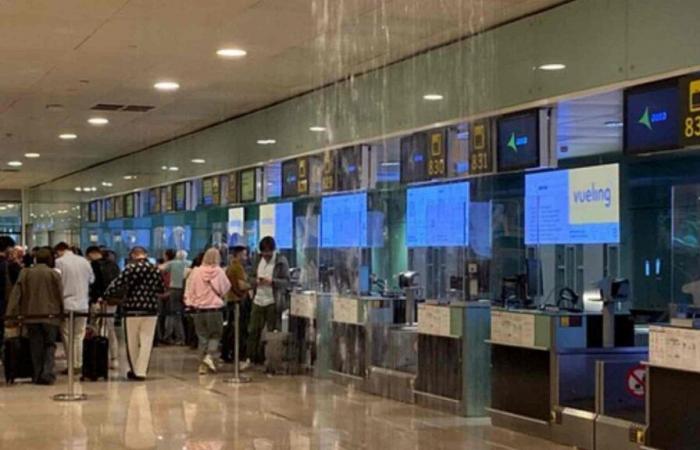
[24,153,40,158]
[309,126,326,132]
[216,48,247,58]
[257,139,277,145]
[123,175,136,180]
[74,187,83,192]
[101,181,113,187]
[604,120,624,128]
[168,166,179,172]
[154,81,180,91]
[59,133,77,140]
[0,207,7,211]
[7,161,22,167]
[88,117,109,126]
[161,165,168,171]
[191,158,206,164]
[423,94,444,101]
[538,63,566,71]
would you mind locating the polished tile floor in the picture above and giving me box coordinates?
[0,346,568,450]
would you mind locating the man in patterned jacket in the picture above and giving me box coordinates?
[104,246,165,381]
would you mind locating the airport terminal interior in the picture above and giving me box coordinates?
[3,0,700,449]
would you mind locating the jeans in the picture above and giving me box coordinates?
[26,323,59,383]
[163,288,185,344]
[247,303,277,364]
[193,310,223,361]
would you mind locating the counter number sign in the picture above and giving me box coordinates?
[681,75,700,146]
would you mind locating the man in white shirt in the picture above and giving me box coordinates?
[55,243,95,372]
[243,236,289,369]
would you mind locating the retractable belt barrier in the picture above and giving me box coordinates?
[1,303,252,400]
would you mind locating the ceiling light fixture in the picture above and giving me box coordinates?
[423,94,444,101]
[24,153,40,158]
[59,133,77,140]
[101,181,113,187]
[538,63,566,71]
[88,117,109,126]
[154,81,180,91]
[257,139,277,145]
[168,166,179,172]
[216,48,247,58]
[191,158,206,164]
[123,175,136,180]
[309,126,326,132]
[7,161,22,167]
[74,187,83,192]
[161,166,168,171]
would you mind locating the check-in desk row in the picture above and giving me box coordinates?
[289,292,491,416]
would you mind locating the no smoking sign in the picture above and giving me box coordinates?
[626,365,646,399]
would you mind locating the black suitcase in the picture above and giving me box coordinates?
[81,333,109,381]
[3,336,34,384]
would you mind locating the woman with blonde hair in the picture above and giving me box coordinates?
[184,248,231,374]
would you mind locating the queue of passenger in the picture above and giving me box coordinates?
[0,235,290,385]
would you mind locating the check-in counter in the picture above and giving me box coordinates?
[646,325,700,450]
[487,308,641,447]
[414,301,491,416]
[289,291,333,377]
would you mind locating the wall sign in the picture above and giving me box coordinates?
[470,120,493,175]
[497,110,540,172]
[625,79,680,154]
[427,130,447,178]
[680,74,700,147]
[297,157,309,195]
[322,150,336,192]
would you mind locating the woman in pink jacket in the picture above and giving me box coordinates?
[185,248,231,374]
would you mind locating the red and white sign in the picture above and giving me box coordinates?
[626,365,646,399]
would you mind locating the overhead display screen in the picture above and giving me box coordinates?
[88,201,99,222]
[226,172,238,204]
[281,159,298,198]
[337,146,363,191]
[259,202,293,249]
[124,194,135,218]
[227,207,245,247]
[240,169,256,203]
[625,80,680,154]
[265,162,282,199]
[149,188,161,214]
[174,183,186,211]
[321,192,368,248]
[400,133,429,183]
[497,110,540,172]
[406,182,470,247]
[525,164,620,245]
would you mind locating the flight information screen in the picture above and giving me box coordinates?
[497,110,540,172]
[321,192,368,248]
[525,164,620,245]
[259,202,293,249]
[406,182,470,247]
[624,81,680,154]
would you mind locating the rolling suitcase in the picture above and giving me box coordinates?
[263,330,301,375]
[3,335,34,384]
[81,307,109,381]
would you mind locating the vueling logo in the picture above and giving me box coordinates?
[507,132,529,152]
[638,107,668,130]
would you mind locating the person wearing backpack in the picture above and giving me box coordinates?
[87,246,121,370]
[184,248,231,375]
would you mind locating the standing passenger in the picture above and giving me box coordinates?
[160,250,189,345]
[185,248,230,375]
[104,247,165,381]
[222,245,252,363]
[55,242,95,374]
[86,246,121,369]
[6,248,64,384]
[243,237,290,369]
[0,236,21,357]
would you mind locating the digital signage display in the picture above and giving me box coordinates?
[321,150,336,192]
[174,183,186,211]
[149,188,161,214]
[265,162,282,199]
[259,202,293,249]
[88,201,99,222]
[321,192,368,248]
[625,80,680,154]
[470,119,493,175]
[227,207,245,247]
[525,164,620,245]
[406,182,470,247]
[226,172,238,204]
[427,130,447,178]
[162,185,173,212]
[281,159,298,198]
[114,196,124,218]
[497,110,540,172]
[337,146,363,191]
[202,176,221,206]
[124,194,135,218]
[240,169,256,203]
[400,133,429,183]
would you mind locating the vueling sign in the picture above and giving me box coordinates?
[569,164,619,225]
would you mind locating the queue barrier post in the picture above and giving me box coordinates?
[53,310,87,402]
[225,301,251,385]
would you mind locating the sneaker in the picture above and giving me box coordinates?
[127,371,146,381]
[203,355,217,373]
[198,364,208,375]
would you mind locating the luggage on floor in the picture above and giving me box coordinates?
[81,332,109,381]
[263,330,301,375]
[3,336,34,384]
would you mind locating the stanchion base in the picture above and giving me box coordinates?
[53,393,87,402]
[224,376,252,384]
